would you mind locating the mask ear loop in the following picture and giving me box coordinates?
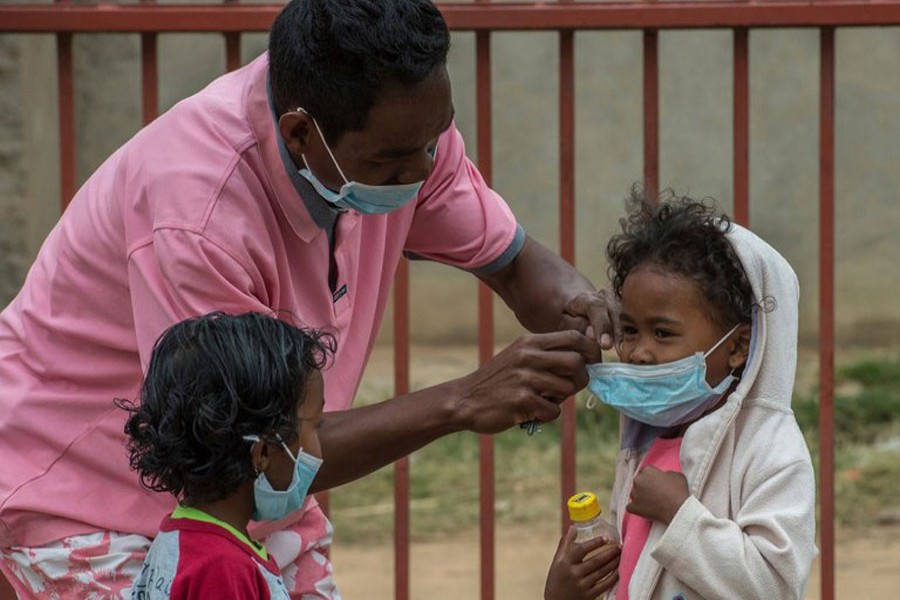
[243,433,300,465]
[703,323,742,359]
[273,433,300,464]
[296,107,350,185]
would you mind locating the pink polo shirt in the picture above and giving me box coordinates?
[0,53,522,547]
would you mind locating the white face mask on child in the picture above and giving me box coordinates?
[243,434,322,521]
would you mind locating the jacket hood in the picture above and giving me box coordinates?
[726,223,800,410]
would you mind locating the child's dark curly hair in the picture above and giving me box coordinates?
[117,312,335,506]
[607,189,754,329]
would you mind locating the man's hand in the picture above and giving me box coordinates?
[454,330,602,434]
[544,526,620,600]
[626,466,690,525]
[560,289,621,351]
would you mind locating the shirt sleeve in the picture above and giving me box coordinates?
[402,122,525,275]
[127,227,272,371]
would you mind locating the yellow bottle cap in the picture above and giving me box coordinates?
[567,492,601,522]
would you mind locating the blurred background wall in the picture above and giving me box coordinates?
[1,18,898,351]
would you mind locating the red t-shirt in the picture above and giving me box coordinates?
[131,514,289,599]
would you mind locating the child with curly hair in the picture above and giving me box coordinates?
[119,311,335,599]
[545,191,816,600]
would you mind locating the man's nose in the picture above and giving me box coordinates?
[396,148,435,184]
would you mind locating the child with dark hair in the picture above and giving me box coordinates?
[119,312,335,600]
[545,191,816,600]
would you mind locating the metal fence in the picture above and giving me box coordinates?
[3,2,900,599]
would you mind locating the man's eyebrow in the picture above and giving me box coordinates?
[373,107,455,160]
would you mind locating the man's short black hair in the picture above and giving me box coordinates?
[269,0,451,144]
[118,312,335,505]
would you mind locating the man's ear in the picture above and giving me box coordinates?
[728,323,752,370]
[278,109,314,164]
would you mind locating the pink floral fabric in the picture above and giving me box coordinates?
[0,518,340,600]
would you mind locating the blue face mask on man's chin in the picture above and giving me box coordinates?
[296,107,428,215]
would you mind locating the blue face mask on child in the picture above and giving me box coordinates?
[296,107,427,215]
[586,324,741,427]
[243,434,322,521]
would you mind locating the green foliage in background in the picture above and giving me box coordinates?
[330,355,900,544]
[794,355,900,527]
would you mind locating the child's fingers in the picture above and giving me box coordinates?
[581,541,620,569]
[590,569,619,597]
[553,526,578,560]
[580,549,620,593]
[567,533,607,564]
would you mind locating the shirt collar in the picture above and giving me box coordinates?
[265,77,340,232]
[246,54,331,241]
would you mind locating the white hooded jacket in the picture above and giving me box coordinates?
[606,224,818,600]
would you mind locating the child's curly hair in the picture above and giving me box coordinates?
[607,188,755,329]
[117,312,335,506]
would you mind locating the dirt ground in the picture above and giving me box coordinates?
[332,522,900,600]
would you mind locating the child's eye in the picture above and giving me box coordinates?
[654,329,673,339]
[622,325,638,337]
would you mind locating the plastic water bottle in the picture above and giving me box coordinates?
[567,491,619,546]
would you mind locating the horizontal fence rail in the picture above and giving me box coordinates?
[2,3,898,600]
[2,1,900,32]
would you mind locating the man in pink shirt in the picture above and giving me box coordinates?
[0,1,616,598]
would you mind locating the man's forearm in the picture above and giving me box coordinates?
[310,328,602,492]
[480,235,596,334]
[310,380,463,492]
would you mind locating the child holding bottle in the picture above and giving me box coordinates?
[545,191,817,600]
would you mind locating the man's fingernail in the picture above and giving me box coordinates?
[600,333,612,347]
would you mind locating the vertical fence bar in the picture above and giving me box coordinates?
[818,26,836,600]
[733,27,749,226]
[559,25,577,534]
[224,0,242,71]
[140,0,158,125]
[475,20,496,600]
[642,29,659,198]
[393,259,411,600]
[56,0,74,212]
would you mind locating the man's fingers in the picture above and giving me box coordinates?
[562,290,621,352]
[530,330,602,363]
[521,364,588,400]
[522,396,563,425]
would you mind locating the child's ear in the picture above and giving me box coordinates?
[728,323,752,370]
[250,440,271,475]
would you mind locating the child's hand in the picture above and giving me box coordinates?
[544,526,621,600]
[626,466,690,524]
